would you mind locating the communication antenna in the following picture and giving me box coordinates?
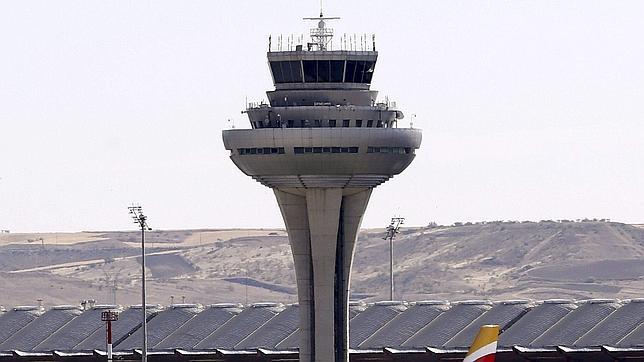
[303,2,340,51]
[383,217,404,300]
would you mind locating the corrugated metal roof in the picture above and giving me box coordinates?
[275,329,300,350]
[2,298,644,355]
[154,303,242,350]
[444,300,530,348]
[499,299,576,347]
[235,304,299,349]
[116,304,201,351]
[35,305,118,352]
[401,300,493,348]
[193,303,284,350]
[349,302,407,348]
[0,307,42,345]
[0,306,81,352]
[359,301,448,349]
[576,299,644,347]
[617,314,644,348]
[275,302,367,349]
[530,299,620,347]
[73,305,162,351]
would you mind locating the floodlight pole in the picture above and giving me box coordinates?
[140,222,146,362]
[389,234,394,300]
[128,205,150,362]
[384,217,404,300]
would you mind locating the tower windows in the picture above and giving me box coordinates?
[238,147,285,155]
[354,61,365,83]
[270,59,375,84]
[252,117,391,129]
[302,60,346,83]
[330,61,344,82]
[367,146,413,154]
[344,60,375,83]
[293,146,359,154]
[318,60,329,82]
[303,61,317,82]
[270,61,303,83]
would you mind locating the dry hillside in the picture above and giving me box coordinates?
[0,221,643,307]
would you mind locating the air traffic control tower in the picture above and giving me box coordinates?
[222,12,422,362]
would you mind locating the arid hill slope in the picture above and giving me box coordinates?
[0,221,642,307]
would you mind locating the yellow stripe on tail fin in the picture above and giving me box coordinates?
[463,324,499,362]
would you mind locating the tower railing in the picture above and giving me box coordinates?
[268,33,376,52]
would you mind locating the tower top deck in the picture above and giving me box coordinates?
[266,9,378,90]
[268,10,376,53]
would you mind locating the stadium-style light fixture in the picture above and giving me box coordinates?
[383,217,404,301]
[128,205,151,362]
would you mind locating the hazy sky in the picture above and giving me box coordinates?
[1,1,643,232]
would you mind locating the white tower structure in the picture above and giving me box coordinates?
[222,12,422,362]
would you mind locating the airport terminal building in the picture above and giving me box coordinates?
[0,298,642,361]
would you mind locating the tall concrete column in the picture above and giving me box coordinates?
[274,189,314,362]
[336,189,372,361]
[274,188,372,362]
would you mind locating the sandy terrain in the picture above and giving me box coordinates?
[0,222,642,307]
[0,232,106,246]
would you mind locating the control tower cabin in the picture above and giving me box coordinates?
[222,13,422,362]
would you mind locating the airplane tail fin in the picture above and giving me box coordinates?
[463,324,499,362]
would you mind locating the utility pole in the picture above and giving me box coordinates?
[128,205,151,362]
[103,269,121,305]
[383,217,404,300]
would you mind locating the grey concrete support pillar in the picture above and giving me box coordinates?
[274,189,314,362]
[305,188,343,362]
[274,188,372,362]
[337,189,372,360]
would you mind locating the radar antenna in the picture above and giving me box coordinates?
[303,4,339,51]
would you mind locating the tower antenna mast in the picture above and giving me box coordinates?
[303,2,340,51]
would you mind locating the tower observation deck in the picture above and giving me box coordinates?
[222,11,422,362]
